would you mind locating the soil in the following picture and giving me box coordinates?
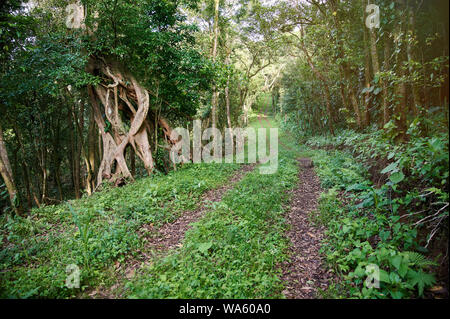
[143,163,256,252]
[281,158,333,299]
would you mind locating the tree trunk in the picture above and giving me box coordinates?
[67,106,78,198]
[71,104,82,199]
[363,0,372,128]
[13,124,39,208]
[344,65,363,129]
[240,87,249,126]
[22,162,33,209]
[394,1,408,141]
[130,146,136,177]
[224,36,232,130]
[52,116,63,201]
[55,166,63,202]
[367,1,389,127]
[86,105,97,195]
[330,1,361,129]
[211,0,220,130]
[36,113,48,203]
[382,36,392,125]
[0,123,23,216]
[86,58,178,188]
[406,5,421,117]
[225,80,232,128]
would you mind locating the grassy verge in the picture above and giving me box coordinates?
[0,162,241,298]
[125,124,300,298]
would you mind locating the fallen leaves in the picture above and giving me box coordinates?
[281,159,332,299]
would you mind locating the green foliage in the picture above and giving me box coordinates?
[2,32,96,99]
[305,140,441,299]
[306,127,449,221]
[68,204,93,268]
[348,249,437,299]
[126,131,300,298]
[81,0,214,118]
[310,150,368,189]
[1,0,448,301]
[0,162,240,298]
[0,0,219,214]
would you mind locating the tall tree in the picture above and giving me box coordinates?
[0,123,23,215]
[211,0,220,130]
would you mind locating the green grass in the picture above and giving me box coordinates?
[4,116,438,299]
[126,126,300,298]
[0,116,296,299]
[0,162,242,298]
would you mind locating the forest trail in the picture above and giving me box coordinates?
[142,164,257,253]
[90,163,257,298]
[1,1,448,301]
[110,116,332,298]
[281,158,331,298]
[256,115,331,298]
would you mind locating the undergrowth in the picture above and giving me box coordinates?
[303,123,448,298]
[0,163,240,298]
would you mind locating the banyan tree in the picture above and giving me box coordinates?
[66,0,213,188]
[86,58,178,186]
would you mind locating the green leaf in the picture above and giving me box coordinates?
[398,262,409,278]
[407,270,436,296]
[197,242,213,254]
[391,255,402,270]
[379,269,390,283]
[342,225,351,234]
[374,74,380,84]
[389,271,401,284]
[404,252,437,267]
[381,162,398,174]
[389,172,405,184]
[390,290,403,299]
[380,230,390,241]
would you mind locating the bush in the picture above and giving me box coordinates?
[308,145,439,299]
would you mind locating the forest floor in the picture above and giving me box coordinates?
[105,116,331,299]
[281,158,331,298]
[254,115,332,298]
[3,115,327,298]
[3,115,442,299]
[88,163,257,298]
[110,116,318,298]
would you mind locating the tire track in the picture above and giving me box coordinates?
[281,158,332,299]
[88,163,256,298]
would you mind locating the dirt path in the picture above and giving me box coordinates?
[88,163,256,298]
[141,163,256,252]
[281,158,331,299]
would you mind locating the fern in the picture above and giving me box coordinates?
[403,251,437,267]
[402,252,437,297]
